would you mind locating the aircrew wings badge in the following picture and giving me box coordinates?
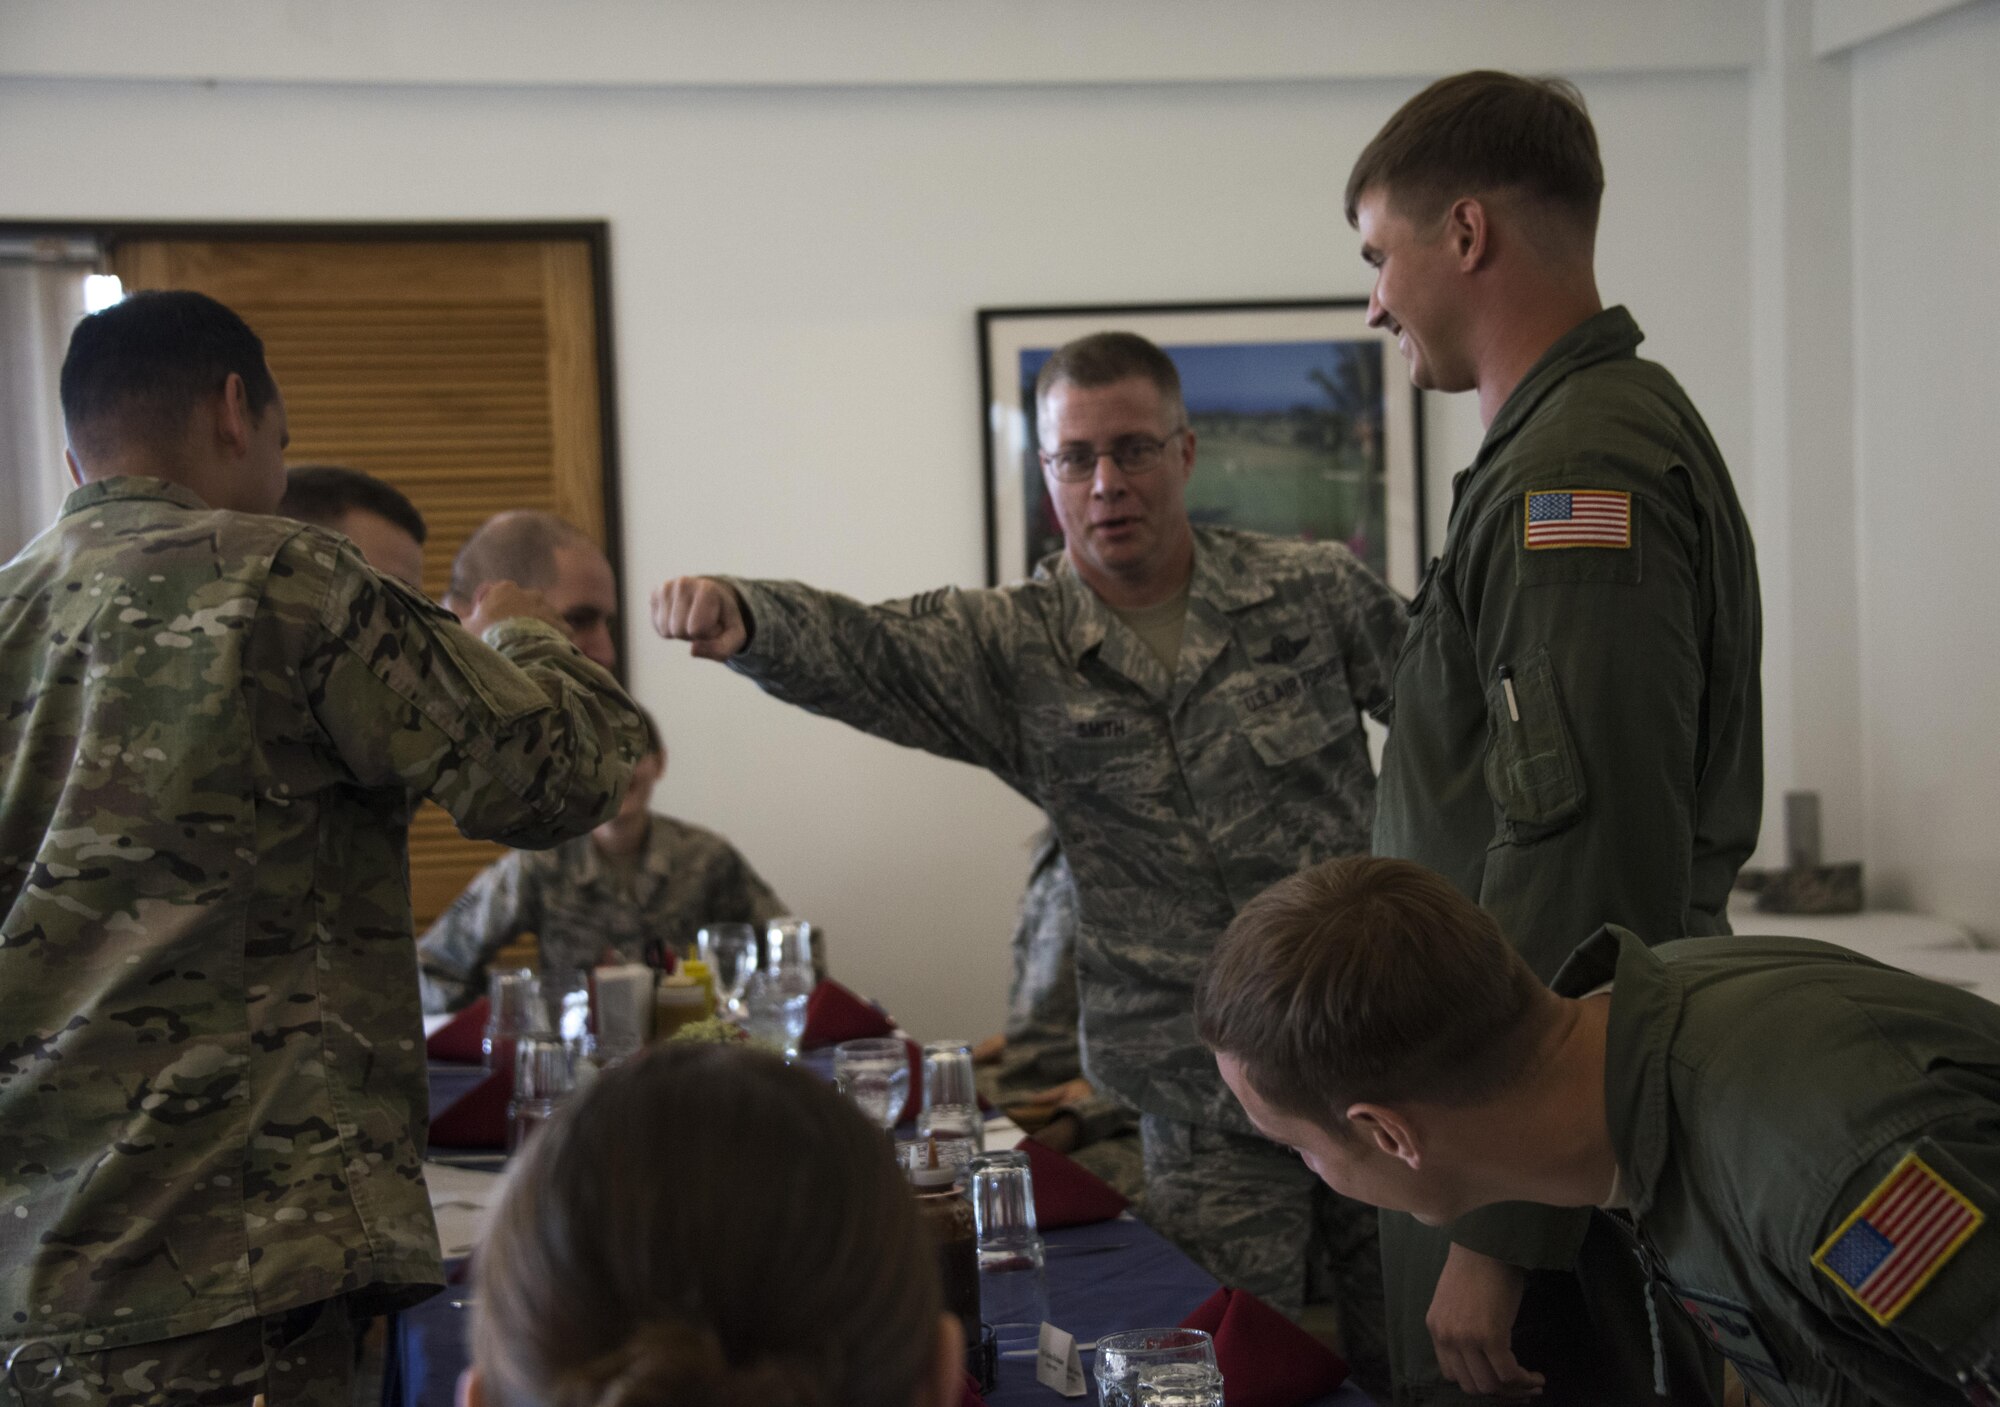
[1812,1150,1985,1325]
[1523,489,1631,550]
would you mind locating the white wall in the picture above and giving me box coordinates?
[1849,0,2000,934]
[0,10,1759,1036]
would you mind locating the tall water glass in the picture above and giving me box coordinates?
[917,1040,983,1161]
[508,1033,575,1152]
[968,1151,1047,1346]
[1094,1329,1220,1407]
[764,917,815,979]
[482,969,544,1073]
[833,1038,910,1132]
[696,923,759,1019]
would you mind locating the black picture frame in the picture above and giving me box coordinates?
[978,299,1425,591]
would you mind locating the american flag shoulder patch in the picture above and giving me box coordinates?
[1812,1150,1985,1325]
[1523,489,1631,550]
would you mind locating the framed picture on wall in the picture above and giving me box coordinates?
[978,299,1424,592]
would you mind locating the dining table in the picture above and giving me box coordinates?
[394,1044,1378,1407]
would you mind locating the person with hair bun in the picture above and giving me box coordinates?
[458,1042,964,1407]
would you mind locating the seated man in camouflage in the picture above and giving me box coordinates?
[1198,855,2000,1407]
[976,826,1142,1198]
[0,290,643,1406]
[418,706,787,1011]
[278,462,428,591]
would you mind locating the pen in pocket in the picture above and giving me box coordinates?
[1497,665,1521,723]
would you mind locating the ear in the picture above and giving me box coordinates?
[213,372,255,458]
[455,1366,484,1407]
[923,1311,965,1407]
[1444,197,1492,272]
[1347,1102,1424,1169]
[64,446,83,487]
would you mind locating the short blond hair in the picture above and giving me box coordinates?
[1195,857,1550,1131]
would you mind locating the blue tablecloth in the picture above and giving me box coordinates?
[401,1062,1373,1407]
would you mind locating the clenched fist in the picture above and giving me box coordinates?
[651,576,749,661]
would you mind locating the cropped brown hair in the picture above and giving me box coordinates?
[1195,857,1549,1132]
[473,1043,943,1407]
[1344,70,1604,239]
[1033,331,1188,430]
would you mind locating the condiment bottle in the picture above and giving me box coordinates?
[908,1140,991,1390]
[679,958,717,1017]
[652,973,708,1040]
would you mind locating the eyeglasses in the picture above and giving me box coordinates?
[1038,427,1186,482]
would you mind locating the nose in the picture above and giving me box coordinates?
[1090,451,1131,498]
[1366,282,1388,329]
[579,626,618,671]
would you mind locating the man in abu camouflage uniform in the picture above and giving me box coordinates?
[416,707,787,1012]
[975,827,1142,1199]
[0,291,645,1406]
[653,330,1406,1358]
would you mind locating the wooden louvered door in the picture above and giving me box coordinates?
[110,234,615,929]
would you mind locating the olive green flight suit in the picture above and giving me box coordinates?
[1561,927,2000,1407]
[1372,307,1763,1404]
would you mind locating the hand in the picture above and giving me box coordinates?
[1428,1243,1543,1399]
[1030,1111,1082,1153]
[651,576,748,661]
[461,580,567,638]
[971,1033,1007,1065]
[1023,1078,1094,1111]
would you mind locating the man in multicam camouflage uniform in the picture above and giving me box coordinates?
[416,707,787,1012]
[0,290,645,1406]
[975,827,1143,1199]
[653,330,1406,1360]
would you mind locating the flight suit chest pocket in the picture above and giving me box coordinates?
[1483,646,1585,835]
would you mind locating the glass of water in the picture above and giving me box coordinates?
[969,1150,1048,1348]
[1095,1328,1220,1407]
[508,1033,575,1152]
[833,1037,910,1132]
[696,922,759,1019]
[917,1039,983,1158]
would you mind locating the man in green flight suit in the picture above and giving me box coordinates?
[1198,856,2000,1407]
[0,291,646,1405]
[1348,71,1763,1404]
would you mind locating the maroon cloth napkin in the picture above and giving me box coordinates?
[957,1372,987,1407]
[801,979,896,1048]
[1179,1286,1348,1407]
[426,997,489,1064]
[1019,1134,1128,1229]
[427,1068,511,1151]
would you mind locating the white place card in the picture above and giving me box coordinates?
[1037,1322,1087,1397]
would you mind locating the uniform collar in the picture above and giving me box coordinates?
[1479,305,1645,456]
[1551,924,1685,1220]
[567,814,676,889]
[1048,527,1275,668]
[60,475,212,518]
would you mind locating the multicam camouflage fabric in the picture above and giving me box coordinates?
[416,814,787,1012]
[725,526,1407,1132]
[0,478,643,1361]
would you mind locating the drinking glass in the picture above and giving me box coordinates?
[764,917,815,978]
[743,967,812,1058]
[917,1040,982,1158]
[833,1038,910,1132]
[696,923,759,1019]
[482,969,544,1073]
[968,1150,1047,1347]
[508,1033,575,1152]
[1094,1329,1220,1407]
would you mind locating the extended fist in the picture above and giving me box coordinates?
[651,576,748,661]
